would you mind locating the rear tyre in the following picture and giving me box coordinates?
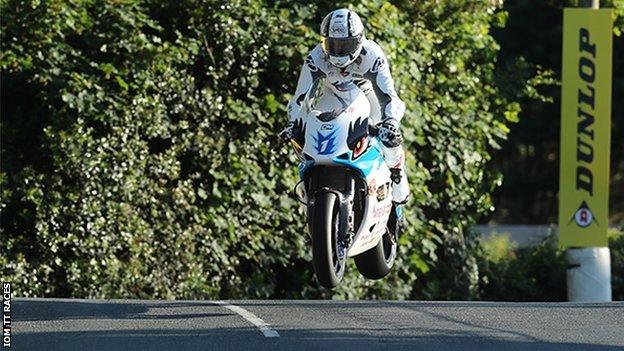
[311,191,346,288]
[354,205,399,279]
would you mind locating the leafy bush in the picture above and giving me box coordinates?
[609,227,624,301]
[475,228,624,301]
[2,0,521,299]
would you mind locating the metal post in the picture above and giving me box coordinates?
[580,0,600,9]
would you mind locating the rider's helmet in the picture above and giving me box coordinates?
[320,9,365,68]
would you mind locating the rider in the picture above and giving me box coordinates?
[280,8,410,204]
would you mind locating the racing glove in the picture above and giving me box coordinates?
[378,118,403,148]
[279,121,295,142]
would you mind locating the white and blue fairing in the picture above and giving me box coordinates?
[296,81,384,178]
[294,78,394,257]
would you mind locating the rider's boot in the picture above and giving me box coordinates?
[390,202,406,242]
[390,167,409,204]
[382,145,410,204]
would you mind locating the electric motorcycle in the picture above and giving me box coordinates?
[283,77,405,289]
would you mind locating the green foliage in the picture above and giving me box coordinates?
[475,233,567,301]
[488,0,624,224]
[474,228,624,301]
[380,0,517,300]
[2,0,518,299]
[480,233,517,263]
[609,227,624,301]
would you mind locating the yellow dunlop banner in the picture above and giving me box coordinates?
[559,8,613,247]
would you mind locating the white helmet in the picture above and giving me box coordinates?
[320,9,365,68]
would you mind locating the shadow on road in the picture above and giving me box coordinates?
[13,299,624,351]
[14,327,624,351]
[15,327,268,351]
[14,299,229,322]
[277,328,624,351]
[233,300,624,309]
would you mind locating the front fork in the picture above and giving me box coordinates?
[336,178,355,259]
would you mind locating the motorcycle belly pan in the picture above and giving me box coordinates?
[347,182,393,257]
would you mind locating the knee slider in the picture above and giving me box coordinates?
[390,168,402,184]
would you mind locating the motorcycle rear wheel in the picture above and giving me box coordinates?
[354,205,398,279]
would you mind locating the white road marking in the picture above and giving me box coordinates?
[213,301,280,338]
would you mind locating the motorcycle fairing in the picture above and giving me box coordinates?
[333,139,385,178]
[296,79,394,257]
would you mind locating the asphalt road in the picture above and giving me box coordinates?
[12,298,624,350]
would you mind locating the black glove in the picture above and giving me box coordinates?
[378,119,403,147]
[279,121,295,142]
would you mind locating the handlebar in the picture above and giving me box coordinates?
[275,122,381,154]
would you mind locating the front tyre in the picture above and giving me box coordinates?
[354,205,399,279]
[311,191,346,288]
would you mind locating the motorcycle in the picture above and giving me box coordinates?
[282,77,405,289]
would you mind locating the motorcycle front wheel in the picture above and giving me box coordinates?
[310,191,346,288]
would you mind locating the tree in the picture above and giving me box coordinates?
[486,0,624,225]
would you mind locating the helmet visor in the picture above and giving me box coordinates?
[322,35,362,56]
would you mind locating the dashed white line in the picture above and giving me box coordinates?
[213,301,280,338]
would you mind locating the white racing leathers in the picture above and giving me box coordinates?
[287,40,410,203]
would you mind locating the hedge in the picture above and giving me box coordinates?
[475,228,624,301]
[2,0,522,299]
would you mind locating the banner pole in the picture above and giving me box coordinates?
[580,0,600,9]
[564,0,612,302]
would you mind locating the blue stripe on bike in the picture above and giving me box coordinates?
[333,141,384,177]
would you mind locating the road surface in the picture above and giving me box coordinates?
[13,298,624,350]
